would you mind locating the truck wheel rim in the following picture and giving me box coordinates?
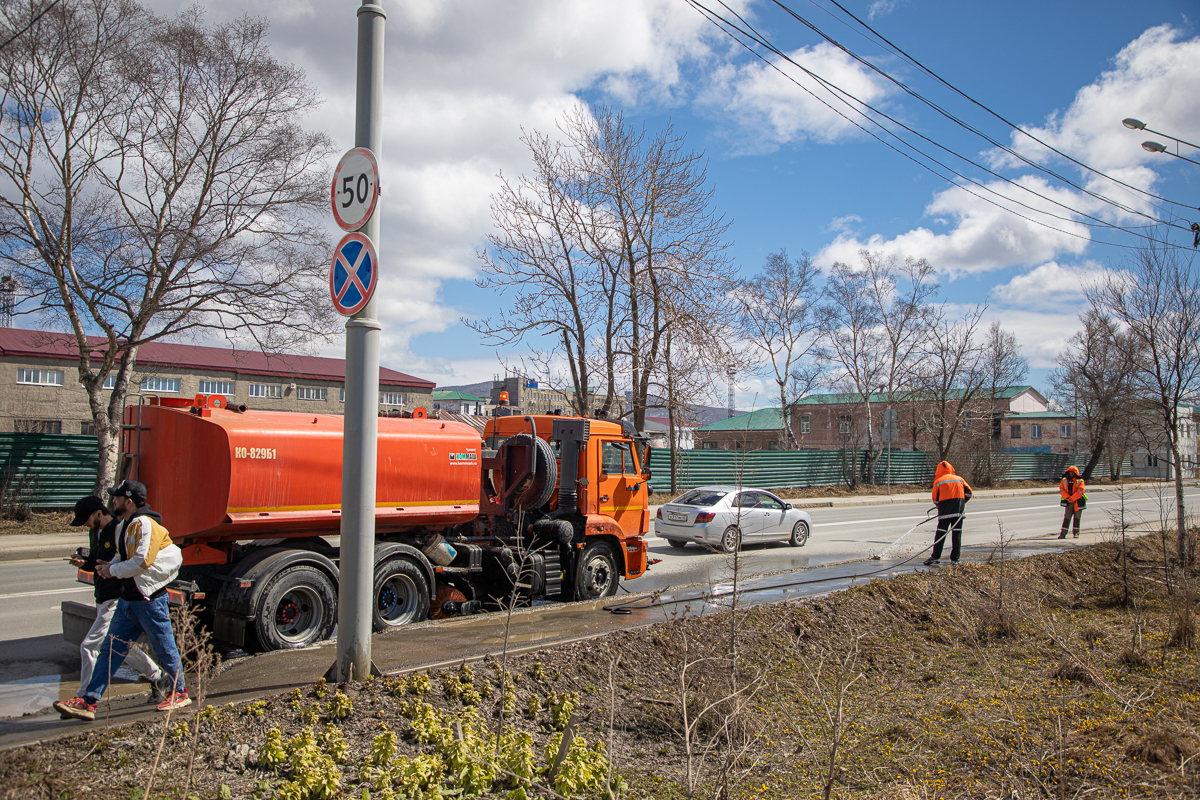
[274,587,321,644]
[378,574,419,624]
[583,554,613,597]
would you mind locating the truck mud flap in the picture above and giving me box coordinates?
[214,614,247,649]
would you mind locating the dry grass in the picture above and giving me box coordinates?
[2,535,1199,799]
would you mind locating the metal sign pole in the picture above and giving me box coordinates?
[338,0,385,682]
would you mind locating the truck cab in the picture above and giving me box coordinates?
[482,414,651,597]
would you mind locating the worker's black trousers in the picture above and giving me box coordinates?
[932,499,966,561]
[1061,506,1082,536]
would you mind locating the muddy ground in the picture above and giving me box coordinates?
[2,534,1197,799]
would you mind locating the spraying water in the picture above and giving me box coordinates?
[872,507,938,561]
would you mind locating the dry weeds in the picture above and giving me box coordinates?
[1,535,1198,799]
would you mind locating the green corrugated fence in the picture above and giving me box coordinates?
[0,433,99,508]
[647,448,1128,493]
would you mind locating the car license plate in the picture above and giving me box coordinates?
[668,512,688,522]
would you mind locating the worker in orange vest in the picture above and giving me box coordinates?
[1059,465,1086,539]
[925,460,972,566]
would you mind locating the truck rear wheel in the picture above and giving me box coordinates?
[574,540,619,600]
[372,558,430,631]
[253,565,337,650]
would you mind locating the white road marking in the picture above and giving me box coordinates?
[814,492,1200,529]
[0,587,93,601]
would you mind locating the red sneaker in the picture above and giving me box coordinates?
[156,689,191,712]
[54,697,96,721]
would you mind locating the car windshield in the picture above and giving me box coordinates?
[672,489,727,507]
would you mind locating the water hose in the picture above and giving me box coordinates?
[605,507,942,615]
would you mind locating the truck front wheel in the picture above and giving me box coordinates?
[574,540,619,600]
[372,558,431,631]
[253,566,337,650]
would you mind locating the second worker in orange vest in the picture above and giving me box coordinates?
[925,460,973,566]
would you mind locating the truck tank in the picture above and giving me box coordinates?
[123,398,482,543]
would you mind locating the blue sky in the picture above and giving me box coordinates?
[145,1,1200,404]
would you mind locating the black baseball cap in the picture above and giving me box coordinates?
[106,479,147,504]
[71,495,107,526]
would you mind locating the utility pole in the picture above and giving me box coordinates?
[337,0,385,683]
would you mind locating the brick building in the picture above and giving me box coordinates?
[695,386,1077,454]
[0,327,435,434]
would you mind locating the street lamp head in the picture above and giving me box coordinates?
[1142,140,1167,153]
[1122,117,1146,131]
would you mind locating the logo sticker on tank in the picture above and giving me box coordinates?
[449,452,478,464]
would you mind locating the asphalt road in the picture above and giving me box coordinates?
[625,484,1199,594]
[0,485,1192,718]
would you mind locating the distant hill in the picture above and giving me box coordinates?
[437,381,493,399]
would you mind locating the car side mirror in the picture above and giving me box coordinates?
[784,503,792,510]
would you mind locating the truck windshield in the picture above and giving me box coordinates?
[672,489,727,507]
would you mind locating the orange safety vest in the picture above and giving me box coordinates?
[931,461,972,503]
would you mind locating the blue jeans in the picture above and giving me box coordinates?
[83,594,185,702]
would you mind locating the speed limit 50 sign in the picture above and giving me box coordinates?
[331,147,380,231]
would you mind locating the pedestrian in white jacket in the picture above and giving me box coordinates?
[55,480,191,721]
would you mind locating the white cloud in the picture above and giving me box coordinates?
[705,41,894,153]
[817,25,1200,279]
[1005,25,1200,181]
[989,261,1111,311]
[138,0,751,383]
[868,1,900,21]
[827,214,862,232]
[817,176,1093,274]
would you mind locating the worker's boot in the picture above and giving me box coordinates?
[1057,531,1067,539]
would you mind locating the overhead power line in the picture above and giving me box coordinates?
[686,0,1192,251]
[0,0,59,54]
[810,0,1196,213]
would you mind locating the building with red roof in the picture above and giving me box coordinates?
[0,327,435,434]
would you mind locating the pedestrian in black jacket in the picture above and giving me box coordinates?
[66,495,166,703]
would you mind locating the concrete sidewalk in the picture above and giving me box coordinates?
[0,532,88,563]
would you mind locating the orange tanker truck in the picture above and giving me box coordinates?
[72,393,651,652]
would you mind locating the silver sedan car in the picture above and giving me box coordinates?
[654,486,812,553]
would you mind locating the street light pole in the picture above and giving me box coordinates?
[337,0,385,683]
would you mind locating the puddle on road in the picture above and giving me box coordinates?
[0,666,152,720]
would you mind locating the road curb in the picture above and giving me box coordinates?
[0,535,88,563]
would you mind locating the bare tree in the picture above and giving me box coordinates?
[914,304,987,462]
[1052,308,1141,480]
[1089,235,1200,570]
[819,250,936,482]
[959,322,1028,486]
[0,1,334,490]
[735,249,822,449]
[475,106,735,430]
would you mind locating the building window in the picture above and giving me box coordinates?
[800,415,810,435]
[380,392,406,407]
[140,377,180,393]
[1030,424,1042,439]
[17,368,63,386]
[964,411,975,428]
[339,388,345,403]
[701,441,718,450]
[296,386,327,401]
[1061,424,1071,438]
[198,380,235,396]
[249,383,281,399]
[1010,424,1021,439]
[81,421,96,435]
[14,419,61,433]
[838,414,852,435]
[767,441,778,450]
[103,375,117,389]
